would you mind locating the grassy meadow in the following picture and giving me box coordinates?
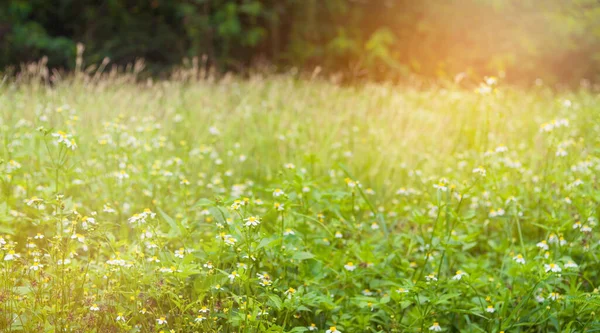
[1,70,600,332]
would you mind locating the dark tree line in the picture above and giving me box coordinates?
[2,0,600,84]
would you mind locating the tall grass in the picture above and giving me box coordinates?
[1,65,599,332]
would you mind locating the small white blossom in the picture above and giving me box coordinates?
[513,254,526,264]
[344,262,356,271]
[452,270,467,280]
[429,322,442,332]
[544,263,562,273]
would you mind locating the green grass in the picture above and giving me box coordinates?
[1,72,600,332]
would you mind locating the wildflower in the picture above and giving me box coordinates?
[284,163,295,169]
[115,170,129,180]
[472,166,486,177]
[34,233,44,239]
[30,262,42,271]
[425,274,438,282]
[536,240,549,250]
[495,145,508,153]
[581,225,592,233]
[273,189,285,197]
[147,256,160,263]
[103,204,117,214]
[544,263,562,273]
[230,201,242,210]
[564,261,578,269]
[90,304,100,311]
[362,289,373,296]
[159,266,180,273]
[116,313,125,322]
[194,315,206,322]
[513,254,526,264]
[244,216,261,227]
[199,306,210,313]
[396,187,409,195]
[283,228,295,236]
[174,248,185,259]
[81,216,96,229]
[128,210,155,225]
[484,76,498,86]
[559,236,567,246]
[224,235,237,246]
[308,323,318,331]
[452,270,467,281]
[396,287,409,293]
[556,148,567,157]
[284,287,296,299]
[57,259,71,265]
[570,179,583,187]
[6,160,22,173]
[258,277,272,287]
[345,178,357,188]
[4,250,19,261]
[485,305,495,313]
[540,119,569,132]
[335,231,343,239]
[548,292,560,301]
[228,271,239,283]
[429,322,442,331]
[274,202,285,211]
[433,179,448,192]
[157,316,167,325]
[344,262,356,271]
[71,233,85,243]
[52,131,77,150]
[489,208,505,218]
[326,326,341,333]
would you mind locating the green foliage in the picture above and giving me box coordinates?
[1,70,600,331]
[2,0,600,83]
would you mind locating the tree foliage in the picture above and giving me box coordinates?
[2,0,600,83]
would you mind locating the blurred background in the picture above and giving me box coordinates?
[1,0,600,85]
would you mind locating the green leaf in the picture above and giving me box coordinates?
[292,251,315,261]
[267,295,282,310]
[158,207,181,237]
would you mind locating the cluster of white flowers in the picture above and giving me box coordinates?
[127,209,156,225]
[52,131,78,150]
